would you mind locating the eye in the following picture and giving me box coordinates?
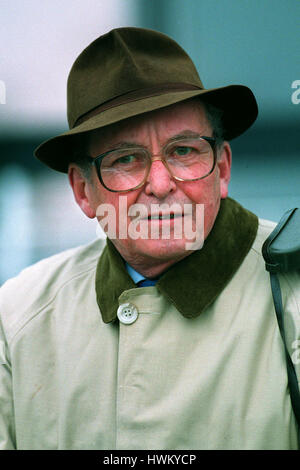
[102,150,146,171]
[114,154,136,165]
[106,153,139,168]
[174,146,193,157]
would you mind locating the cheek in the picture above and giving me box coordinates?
[115,192,141,220]
[90,182,137,211]
[179,172,221,205]
[179,176,221,235]
[96,190,141,230]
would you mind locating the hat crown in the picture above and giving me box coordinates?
[67,27,203,128]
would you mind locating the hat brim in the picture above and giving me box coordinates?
[34,84,258,173]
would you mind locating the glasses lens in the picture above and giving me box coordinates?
[100,148,148,191]
[165,138,214,180]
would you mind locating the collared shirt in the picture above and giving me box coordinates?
[125,263,146,284]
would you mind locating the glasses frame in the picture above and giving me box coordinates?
[87,135,217,193]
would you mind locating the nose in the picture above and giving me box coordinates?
[144,158,177,199]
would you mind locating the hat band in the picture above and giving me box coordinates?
[73,83,202,128]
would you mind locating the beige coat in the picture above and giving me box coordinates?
[0,217,299,450]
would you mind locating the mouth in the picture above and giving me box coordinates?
[147,212,183,220]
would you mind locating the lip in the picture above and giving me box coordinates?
[129,204,194,223]
[132,211,193,222]
[146,213,183,220]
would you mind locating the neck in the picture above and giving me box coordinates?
[110,238,195,279]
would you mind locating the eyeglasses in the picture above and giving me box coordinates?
[87,135,217,192]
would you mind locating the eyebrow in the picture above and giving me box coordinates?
[99,130,207,154]
[105,142,145,151]
[167,130,206,142]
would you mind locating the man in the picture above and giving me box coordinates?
[0,27,299,450]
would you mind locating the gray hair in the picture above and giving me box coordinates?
[202,100,224,149]
[70,133,92,180]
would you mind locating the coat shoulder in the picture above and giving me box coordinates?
[251,218,277,254]
[0,239,105,342]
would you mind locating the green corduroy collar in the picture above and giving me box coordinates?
[95,197,258,323]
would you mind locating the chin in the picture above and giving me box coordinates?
[131,238,194,261]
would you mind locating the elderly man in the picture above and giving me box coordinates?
[0,27,299,450]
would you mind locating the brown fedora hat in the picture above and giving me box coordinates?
[34,27,258,173]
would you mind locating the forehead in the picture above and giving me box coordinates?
[88,99,211,154]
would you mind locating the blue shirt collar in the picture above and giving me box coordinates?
[125,263,146,284]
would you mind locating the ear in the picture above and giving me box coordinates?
[68,164,96,219]
[217,142,232,199]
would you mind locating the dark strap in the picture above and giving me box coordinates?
[270,272,300,436]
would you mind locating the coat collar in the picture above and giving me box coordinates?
[95,198,258,323]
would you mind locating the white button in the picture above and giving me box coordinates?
[117,303,139,325]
